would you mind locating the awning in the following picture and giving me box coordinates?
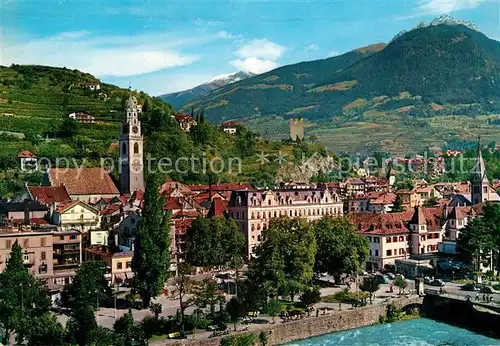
[114,273,126,282]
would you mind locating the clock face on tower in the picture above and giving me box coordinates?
[132,126,139,134]
[132,159,142,172]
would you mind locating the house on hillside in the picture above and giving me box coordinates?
[69,112,95,124]
[86,82,101,91]
[221,121,238,135]
[174,114,197,132]
[17,151,38,171]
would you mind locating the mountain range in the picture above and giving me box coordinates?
[159,71,255,109]
[179,20,500,124]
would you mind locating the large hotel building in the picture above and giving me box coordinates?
[228,186,343,256]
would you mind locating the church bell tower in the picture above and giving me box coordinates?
[120,95,145,194]
[471,138,489,205]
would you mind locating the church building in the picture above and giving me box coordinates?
[120,95,145,194]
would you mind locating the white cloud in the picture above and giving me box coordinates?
[398,0,485,19]
[230,57,279,74]
[420,0,483,15]
[305,44,320,52]
[230,39,285,74]
[327,50,341,57]
[0,30,203,77]
[236,39,285,60]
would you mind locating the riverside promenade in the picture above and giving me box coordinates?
[150,296,423,346]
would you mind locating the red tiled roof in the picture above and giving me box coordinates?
[160,181,194,195]
[172,210,199,218]
[174,218,193,235]
[164,197,183,211]
[49,168,119,196]
[349,207,443,235]
[370,193,396,205]
[27,185,71,205]
[12,218,49,225]
[17,150,37,158]
[55,201,79,213]
[208,197,228,217]
[100,204,122,215]
[175,113,195,121]
[221,121,237,127]
[189,183,254,192]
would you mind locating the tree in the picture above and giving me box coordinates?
[58,117,79,138]
[359,276,380,304]
[392,195,404,212]
[142,98,150,113]
[423,196,438,207]
[61,261,111,311]
[149,302,162,321]
[113,309,146,346]
[300,286,321,308]
[66,306,98,346]
[199,108,205,123]
[20,313,66,346]
[394,276,407,295]
[132,173,171,308]
[0,242,51,344]
[185,217,244,268]
[313,217,369,285]
[247,217,316,301]
[170,263,197,334]
[457,203,500,276]
[193,278,224,319]
[264,299,282,324]
[226,297,247,331]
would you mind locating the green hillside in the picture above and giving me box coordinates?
[0,64,330,197]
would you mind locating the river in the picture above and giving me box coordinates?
[287,318,500,345]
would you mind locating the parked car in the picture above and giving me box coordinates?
[375,275,390,284]
[461,283,479,291]
[429,279,445,287]
[424,277,432,285]
[387,273,396,280]
[480,286,496,294]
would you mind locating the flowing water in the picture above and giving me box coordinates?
[287,318,500,346]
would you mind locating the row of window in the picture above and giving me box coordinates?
[386,236,408,243]
[233,206,340,220]
[116,261,132,270]
[369,248,408,257]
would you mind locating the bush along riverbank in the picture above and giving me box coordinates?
[378,303,420,324]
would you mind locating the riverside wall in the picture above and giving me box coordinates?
[161,296,423,346]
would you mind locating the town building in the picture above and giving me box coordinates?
[221,121,238,135]
[52,200,101,232]
[17,150,38,171]
[84,247,134,284]
[0,224,54,280]
[396,189,421,209]
[45,168,120,202]
[24,185,72,207]
[174,114,197,132]
[52,229,82,285]
[350,207,444,270]
[120,95,145,195]
[228,186,343,257]
[0,200,49,224]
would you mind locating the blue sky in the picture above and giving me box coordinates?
[1,0,499,95]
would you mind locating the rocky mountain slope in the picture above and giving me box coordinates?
[184,21,500,123]
[159,71,255,109]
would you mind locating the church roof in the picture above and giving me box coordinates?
[410,206,426,225]
[472,140,488,183]
[48,168,119,196]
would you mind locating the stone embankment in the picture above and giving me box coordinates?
[157,296,423,346]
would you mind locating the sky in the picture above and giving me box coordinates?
[1,0,499,96]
